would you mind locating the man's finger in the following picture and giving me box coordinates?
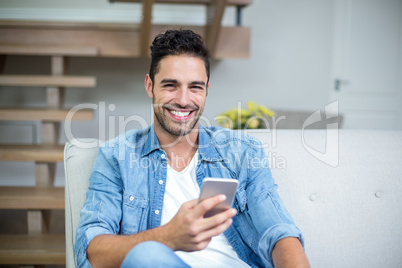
[200,208,237,231]
[181,199,198,210]
[192,194,226,217]
[196,218,233,242]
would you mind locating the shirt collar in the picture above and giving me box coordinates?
[141,124,223,162]
[141,124,161,157]
[198,125,224,162]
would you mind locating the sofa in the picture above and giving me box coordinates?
[64,129,402,267]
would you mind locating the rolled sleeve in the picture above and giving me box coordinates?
[258,223,304,268]
[246,139,305,267]
[75,226,114,268]
[74,144,123,268]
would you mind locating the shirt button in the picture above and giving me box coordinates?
[129,196,134,201]
[161,154,166,159]
[309,194,316,201]
[158,180,163,185]
[155,210,160,215]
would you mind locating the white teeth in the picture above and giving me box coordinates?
[170,110,190,117]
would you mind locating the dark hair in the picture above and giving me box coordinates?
[149,29,210,85]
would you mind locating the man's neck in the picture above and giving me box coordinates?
[154,123,199,172]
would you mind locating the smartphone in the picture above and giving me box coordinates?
[198,177,239,218]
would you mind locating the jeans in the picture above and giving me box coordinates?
[120,241,191,268]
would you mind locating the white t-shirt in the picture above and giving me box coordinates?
[161,151,250,268]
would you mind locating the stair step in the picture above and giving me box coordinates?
[0,187,64,210]
[0,144,64,162]
[0,234,65,265]
[111,0,252,6]
[0,75,96,87]
[0,44,98,56]
[0,108,94,121]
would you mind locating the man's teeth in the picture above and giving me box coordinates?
[170,110,190,117]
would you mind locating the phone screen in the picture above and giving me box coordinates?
[198,178,239,218]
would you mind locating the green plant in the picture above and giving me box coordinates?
[217,101,275,129]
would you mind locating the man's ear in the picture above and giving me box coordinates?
[206,80,210,96]
[145,74,154,98]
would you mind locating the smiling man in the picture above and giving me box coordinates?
[148,55,206,136]
[75,30,309,268]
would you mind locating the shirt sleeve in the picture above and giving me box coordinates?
[74,144,123,268]
[245,139,304,268]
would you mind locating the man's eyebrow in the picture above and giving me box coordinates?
[189,81,206,86]
[160,79,206,86]
[160,79,178,84]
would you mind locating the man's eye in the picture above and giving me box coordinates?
[164,84,174,88]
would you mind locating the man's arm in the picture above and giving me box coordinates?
[272,237,310,268]
[87,228,164,268]
[87,195,237,268]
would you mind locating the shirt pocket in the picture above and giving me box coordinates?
[121,193,149,234]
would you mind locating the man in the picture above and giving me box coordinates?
[75,29,309,268]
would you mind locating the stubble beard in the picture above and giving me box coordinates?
[154,103,202,137]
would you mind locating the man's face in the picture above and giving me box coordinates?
[146,55,209,137]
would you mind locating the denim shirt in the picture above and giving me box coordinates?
[75,125,304,268]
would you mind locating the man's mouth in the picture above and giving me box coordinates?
[167,109,194,120]
[170,110,191,117]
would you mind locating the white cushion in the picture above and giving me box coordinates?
[64,139,99,268]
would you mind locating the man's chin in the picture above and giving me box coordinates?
[155,110,200,137]
[168,122,199,137]
[168,127,194,137]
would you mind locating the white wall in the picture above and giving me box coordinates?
[0,0,335,185]
[212,0,333,111]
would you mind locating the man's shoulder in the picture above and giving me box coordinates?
[201,126,267,173]
[100,127,151,151]
[202,126,263,148]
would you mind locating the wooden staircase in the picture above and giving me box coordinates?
[0,0,252,59]
[0,45,96,265]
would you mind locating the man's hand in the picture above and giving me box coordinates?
[87,195,236,267]
[160,194,237,252]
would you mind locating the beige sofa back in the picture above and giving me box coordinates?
[64,130,402,267]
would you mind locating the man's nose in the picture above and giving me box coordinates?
[175,88,189,107]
